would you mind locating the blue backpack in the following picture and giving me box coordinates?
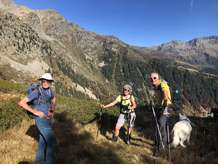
[27,83,42,101]
[27,83,47,118]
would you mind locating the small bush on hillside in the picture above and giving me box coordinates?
[56,96,119,123]
[0,98,28,133]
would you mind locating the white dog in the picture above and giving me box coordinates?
[171,113,192,148]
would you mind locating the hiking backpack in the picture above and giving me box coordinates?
[26,83,41,118]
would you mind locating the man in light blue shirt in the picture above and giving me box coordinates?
[19,73,57,163]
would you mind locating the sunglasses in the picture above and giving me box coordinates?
[150,77,158,81]
[123,89,130,92]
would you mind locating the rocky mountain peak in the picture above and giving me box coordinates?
[188,35,218,46]
[0,0,15,8]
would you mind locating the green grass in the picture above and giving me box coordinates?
[0,80,29,132]
[0,94,120,133]
[0,80,120,133]
[56,96,99,122]
[0,80,27,93]
[56,96,119,123]
[0,98,29,133]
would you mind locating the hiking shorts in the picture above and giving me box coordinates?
[116,112,136,129]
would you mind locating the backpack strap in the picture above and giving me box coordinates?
[130,95,133,106]
[129,95,136,112]
[37,86,42,104]
[36,87,53,105]
[120,95,133,105]
[120,95,123,110]
[120,95,134,114]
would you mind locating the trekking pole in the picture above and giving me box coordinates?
[166,120,171,162]
[126,112,131,144]
[140,82,165,150]
[150,100,165,150]
[96,108,103,140]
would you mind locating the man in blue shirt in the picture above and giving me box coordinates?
[19,73,57,163]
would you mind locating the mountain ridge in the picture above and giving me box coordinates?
[1,0,218,113]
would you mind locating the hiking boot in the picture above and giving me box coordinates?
[126,136,130,145]
[153,144,165,156]
[112,135,118,142]
[157,144,165,153]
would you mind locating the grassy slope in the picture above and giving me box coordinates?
[1,80,218,163]
[0,80,167,163]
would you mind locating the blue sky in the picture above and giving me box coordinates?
[15,0,218,47]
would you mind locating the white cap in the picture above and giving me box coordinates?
[39,73,54,81]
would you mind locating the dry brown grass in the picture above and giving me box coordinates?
[1,104,217,164]
[0,113,169,164]
[0,92,21,101]
[0,120,36,163]
[54,118,167,164]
